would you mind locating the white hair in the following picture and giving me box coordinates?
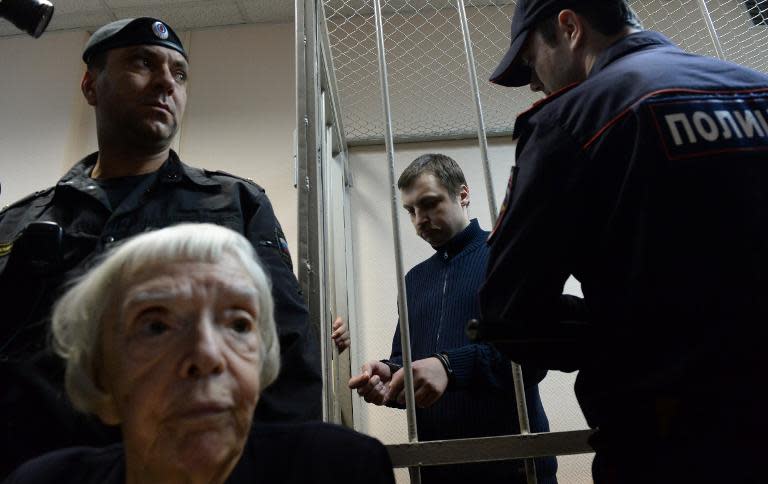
[51,223,280,417]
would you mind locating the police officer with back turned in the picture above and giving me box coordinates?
[478,1,768,482]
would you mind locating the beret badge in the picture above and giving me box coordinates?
[152,21,169,40]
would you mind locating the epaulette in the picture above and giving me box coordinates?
[0,186,55,216]
[203,169,266,193]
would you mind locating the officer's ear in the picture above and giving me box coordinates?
[81,70,98,106]
[557,9,585,50]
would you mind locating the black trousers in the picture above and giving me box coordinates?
[590,427,763,484]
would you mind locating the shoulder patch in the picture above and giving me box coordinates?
[275,226,293,270]
[0,186,55,215]
[649,93,768,160]
[257,226,293,270]
[205,170,265,192]
[0,241,12,257]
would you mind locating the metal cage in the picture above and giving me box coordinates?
[296,1,768,482]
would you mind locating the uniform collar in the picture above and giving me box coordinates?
[512,31,675,140]
[435,218,483,260]
[158,150,219,187]
[589,31,674,78]
[58,150,219,188]
[58,152,98,187]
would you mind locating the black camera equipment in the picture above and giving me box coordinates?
[0,0,54,38]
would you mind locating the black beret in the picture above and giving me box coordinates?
[82,17,187,64]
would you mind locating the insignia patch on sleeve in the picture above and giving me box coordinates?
[649,94,768,160]
[275,227,293,270]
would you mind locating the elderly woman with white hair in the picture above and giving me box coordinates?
[5,223,394,484]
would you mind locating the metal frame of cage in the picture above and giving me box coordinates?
[296,0,768,482]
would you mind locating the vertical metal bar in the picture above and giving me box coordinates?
[372,0,421,482]
[341,151,364,427]
[319,92,336,423]
[513,360,537,484]
[318,91,329,423]
[455,2,535,483]
[296,0,329,422]
[456,0,497,218]
[696,0,726,60]
[316,0,355,427]
[317,0,351,178]
[324,122,343,425]
[295,0,310,301]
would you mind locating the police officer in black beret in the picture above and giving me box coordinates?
[0,17,322,477]
[478,0,768,482]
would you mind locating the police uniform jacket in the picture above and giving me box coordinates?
[0,151,321,476]
[479,31,768,431]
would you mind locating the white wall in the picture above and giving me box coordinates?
[348,139,593,484]
[0,30,91,206]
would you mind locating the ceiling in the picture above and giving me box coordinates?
[0,0,294,37]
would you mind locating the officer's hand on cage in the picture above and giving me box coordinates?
[348,360,392,405]
[331,316,351,353]
[386,357,448,408]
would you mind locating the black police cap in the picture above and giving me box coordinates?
[490,0,578,87]
[82,17,187,64]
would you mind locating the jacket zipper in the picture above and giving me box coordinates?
[436,263,449,351]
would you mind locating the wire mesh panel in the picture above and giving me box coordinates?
[706,0,768,72]
[324,1,538,144]
[629,0,719,57]
[376,1,476,141]
[323,0,768,145]
[464,3,539,138]
[324,2,385,141]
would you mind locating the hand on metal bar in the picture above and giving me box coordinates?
[331,316,351,353]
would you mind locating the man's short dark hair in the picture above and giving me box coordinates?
[537,0,642,45]
[86,50,108,72]
[398,153,467,197]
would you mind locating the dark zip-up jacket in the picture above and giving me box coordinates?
[479,31,768,431]
[0,151,321,477]
[389,219,556,483]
